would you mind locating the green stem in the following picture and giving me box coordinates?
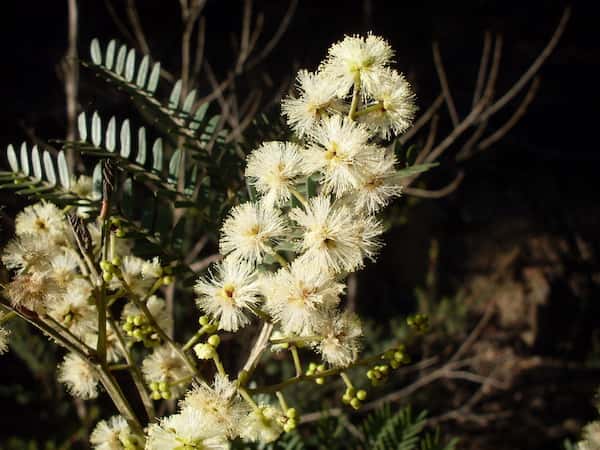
[276,391,289,412]
[181,327,209,352]
[353,101,384,118]
[290,346,303,377]
[108,316,156,421]
[340,371,353,389]
[270,335,320,345]
[348,72,362,120]
[108,363,130,371]
[0,311,16,324]
[238,387,260,412]
[213,353,226,377]
[290,187,309,209]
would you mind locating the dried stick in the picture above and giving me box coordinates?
[245,0,299,71]
[479,7,571,122]
[432,42,459,127]
[472,31,492,107]
[478,77,541,150]
[125,0,151,55]
[414,114,439,165]
[404,171,464,199]
[398,94,444,145]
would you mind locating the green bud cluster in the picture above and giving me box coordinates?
[407,313,429,333]
[383,343,411,369]
[193,333,221,360]
[342,387,368,410]
[122,314,160,348]
[306,362,327,384]
[100,259,117,282]
[366,365,390,386]
[149,381,171,400]
[280,407,298,433]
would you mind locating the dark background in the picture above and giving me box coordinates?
[0,1,598,449]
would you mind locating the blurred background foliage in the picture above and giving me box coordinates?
[0,1,598,449]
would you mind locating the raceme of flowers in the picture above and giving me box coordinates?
[0,33,416,449]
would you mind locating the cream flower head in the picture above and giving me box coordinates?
[320,33,394,98]
[245,141,305,207]
[58,353,99,399]
[195,256,260,332]
[302,115,377,197]
[219,202,288,265]
[265,259,345,336]
[281,70,342,136]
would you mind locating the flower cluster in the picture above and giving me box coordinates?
[195,33,416,370]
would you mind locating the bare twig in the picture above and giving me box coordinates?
[189,254,222,273]
[404,171,464,199]
[414,114,439,165]
[432,42,459,127]
[473,31,492,107]
[245,0,298,71]
[479,7,571,122]
[125,0,151,55]
[398,94,444,145]
[478,77,541,150]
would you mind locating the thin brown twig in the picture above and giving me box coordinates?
[245,0,299,71]
[432,42,460,127]
[414,114,439,165]
[473,31,493,107]
[403,171,464,199]
[125,0,151,55]
[478,77,541,150]
[398,94,444,145]
[479,7,571,122]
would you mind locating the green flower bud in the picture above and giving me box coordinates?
[151,391,162,400]
[102,272,113,282]
[111,256,122,266]
[158,381,168,392]
[207,334,221,347]
[315,377,325,385]
[350,398,361,410]
[287,408,297,419]
[199,316,210,326]
[356,390,367,401]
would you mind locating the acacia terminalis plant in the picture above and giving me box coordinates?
[0,33,436,448]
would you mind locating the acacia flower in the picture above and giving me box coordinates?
[90,415,139,450]
[358,68,417,138]
[49,250,83,288]
[320,33,394,98]
[145,408,229,450]
[281,69,342,136]
[302,115,376,197]
[264,259,345,336]
[114,256,157,297]
[180,374,247,439]
[58,353,100,399]
[142,345,193,398]
[346,149,403,214]
[2,235,52,273]
[239,404,284,444]
[220,202,288,265]
[245,141,305,207]
[195,257,261,332]
[5,271,60,314]
[14,201,67,241]
[48,278,95,338]
[315,309,362,367]
[290,196,374,274]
